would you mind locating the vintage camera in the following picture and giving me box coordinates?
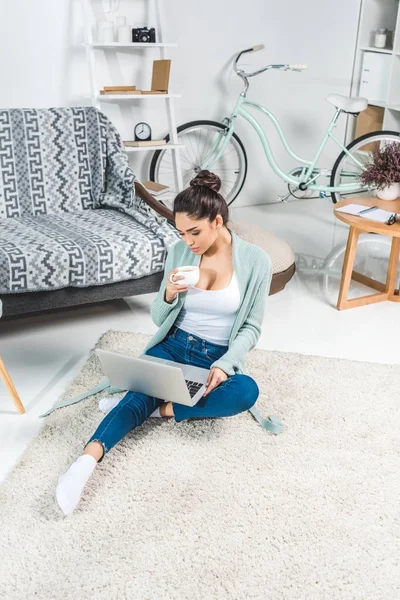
[132,27,156,43]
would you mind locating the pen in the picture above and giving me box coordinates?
[359,206,377,214]
[387,213,397,226]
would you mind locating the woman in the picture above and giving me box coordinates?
[56,170,272,516]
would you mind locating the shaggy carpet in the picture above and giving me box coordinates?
[0,329,399,600]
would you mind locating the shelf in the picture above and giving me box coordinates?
[98,93,181,101]
[91,42,177,49]
[124,143,184,152]
[359,46,393,54]
[367,101,400,112]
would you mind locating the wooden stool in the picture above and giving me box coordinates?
[0,357,25,414]
[334,197,400,310]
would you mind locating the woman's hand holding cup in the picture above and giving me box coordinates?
[165,266,200,304]
[165,269,189,303]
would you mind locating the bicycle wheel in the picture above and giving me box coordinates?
[330,130,400,204]
[149,120,247,206]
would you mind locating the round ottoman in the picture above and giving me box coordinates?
[229,220,296,295]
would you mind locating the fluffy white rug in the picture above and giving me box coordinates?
[0,330,399,600]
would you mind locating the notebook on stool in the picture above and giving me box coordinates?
[96,349,209,407]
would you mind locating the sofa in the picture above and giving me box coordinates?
[0,106,295,320]
[0,106,179,319]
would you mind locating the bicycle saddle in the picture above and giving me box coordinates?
[326,94,368,114]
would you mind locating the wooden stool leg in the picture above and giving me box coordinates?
[0,357,25,415]
[337,227,359,310]
[385,237,400,297]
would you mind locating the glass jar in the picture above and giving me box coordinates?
[374,28,387,49]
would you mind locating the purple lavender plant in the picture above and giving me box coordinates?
[359,141,400,190]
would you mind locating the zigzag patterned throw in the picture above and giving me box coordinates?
[0,107,179,294]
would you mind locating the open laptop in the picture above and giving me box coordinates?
[96,349,209,407]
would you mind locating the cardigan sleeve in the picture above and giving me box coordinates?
[210,253,272,377]
[150,243,180,327]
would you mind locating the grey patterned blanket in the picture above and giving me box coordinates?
[0,107,179,294]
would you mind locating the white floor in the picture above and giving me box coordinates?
[1,199,399,483]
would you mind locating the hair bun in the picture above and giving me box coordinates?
[189,170,221,193]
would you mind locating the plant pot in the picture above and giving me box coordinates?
[377,182,400,200]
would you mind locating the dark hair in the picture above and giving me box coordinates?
[173,170,229,225]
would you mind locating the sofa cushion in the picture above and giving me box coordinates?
[0,206,179,294]
[0,107,134,219]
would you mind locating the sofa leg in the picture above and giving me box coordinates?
[0,357,25,414]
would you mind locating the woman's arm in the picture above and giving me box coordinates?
[150,243,181,327]
[210,254,272,376]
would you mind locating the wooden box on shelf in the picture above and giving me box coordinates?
[150,59,171,92]
[355,104,385,152]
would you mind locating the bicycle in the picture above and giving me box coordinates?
[150,44,400,206]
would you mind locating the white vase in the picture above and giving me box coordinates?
[97,20,108,42]
[117,17,131,43]
[102,23,115,43]
[376,182,400,201]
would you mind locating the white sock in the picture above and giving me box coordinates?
[98,396,121,414]
[56,455,97,516]
[150,407,162,417]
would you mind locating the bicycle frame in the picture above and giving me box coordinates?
[202,94,365,194]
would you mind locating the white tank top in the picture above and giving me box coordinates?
[174,271,241,346]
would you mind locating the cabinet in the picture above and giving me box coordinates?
[359,51,391,103]
[350,0,400,139]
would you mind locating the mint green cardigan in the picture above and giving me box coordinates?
[144,228,272,377]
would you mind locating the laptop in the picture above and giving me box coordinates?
[96,349,209,407]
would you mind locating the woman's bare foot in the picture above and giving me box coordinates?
[159,402,174,417]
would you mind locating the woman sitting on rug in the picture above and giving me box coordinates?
[56,170,272,516]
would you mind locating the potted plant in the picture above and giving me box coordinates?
[359,141,400,200]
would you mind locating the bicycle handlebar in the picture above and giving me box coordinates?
[234,45,308,78]
[289,64,308,71]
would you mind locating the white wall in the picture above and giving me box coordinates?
[0,0,362,207]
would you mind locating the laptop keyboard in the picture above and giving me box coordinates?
[185,380,203,398]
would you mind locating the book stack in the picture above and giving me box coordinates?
[142,181,170,196]
[100,86,139,95]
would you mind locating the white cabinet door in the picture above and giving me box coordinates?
[359,52,392,103]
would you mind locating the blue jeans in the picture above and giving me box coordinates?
[85,326,259,462]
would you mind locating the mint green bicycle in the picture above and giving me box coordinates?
[150,44,400,205]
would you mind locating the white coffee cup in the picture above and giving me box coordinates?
[169,265,200,287]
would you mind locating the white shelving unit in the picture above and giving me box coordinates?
[82,0,183,193]
[98,93,182,100]
[350,0,400,139]
[92,42,177,48]
[124,143,184,153]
